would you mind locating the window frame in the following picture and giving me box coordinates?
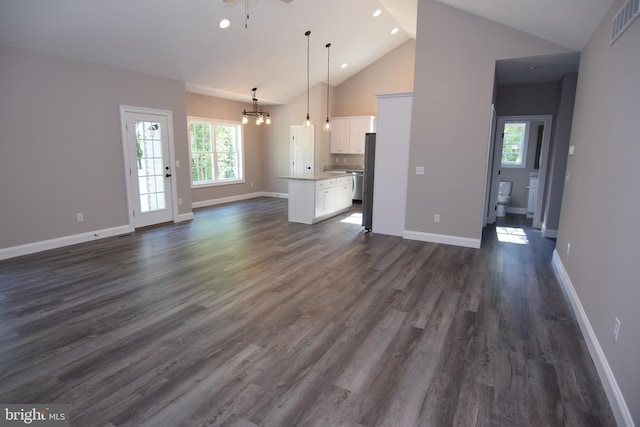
[188,116,245,188]
[501,121,530,169]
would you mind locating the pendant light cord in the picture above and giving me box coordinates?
[326,43,331,127]
[306,31,310,119]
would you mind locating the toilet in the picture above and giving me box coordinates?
[496,181,512,217]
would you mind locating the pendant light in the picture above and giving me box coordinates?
[241,87,271,125]
[304,30,311,127]
[324,42,331,131]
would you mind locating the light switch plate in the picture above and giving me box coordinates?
[416,166,425,175]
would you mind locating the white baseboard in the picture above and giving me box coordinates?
[551,250,634,427]
[176,212,194,222]
[541,223,558,238]
[192,191,288,209]
[403,230,481,249]
[0,225,132,261]
[262,191,288,199]
[506,207,527,215]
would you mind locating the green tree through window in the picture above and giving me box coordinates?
[189,119,243,185]
[501,122,528,167]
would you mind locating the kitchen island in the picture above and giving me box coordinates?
[280,173,353,224]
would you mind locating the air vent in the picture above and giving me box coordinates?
[611,0,640,44]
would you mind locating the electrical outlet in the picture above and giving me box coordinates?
[178,198,183,206]
[434,214,440,223]
[613,317,621,341]
[416,166,425,175]
[76,212,84,222]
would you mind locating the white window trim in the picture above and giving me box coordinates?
[188,116,245,188]
[501,121,530,169]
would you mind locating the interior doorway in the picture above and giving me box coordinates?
[486,114,552,229]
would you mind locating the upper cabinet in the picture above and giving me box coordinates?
[330,116,376,154]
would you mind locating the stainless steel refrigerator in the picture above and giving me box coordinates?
[362,133,376,231]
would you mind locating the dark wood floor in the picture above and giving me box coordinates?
[0,198,615,426]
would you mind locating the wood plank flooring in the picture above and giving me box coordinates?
[0,198,615,426]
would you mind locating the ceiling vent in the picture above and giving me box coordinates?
[611,0,639,44]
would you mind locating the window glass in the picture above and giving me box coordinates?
[501,122,528,168]
[188,118,243,186]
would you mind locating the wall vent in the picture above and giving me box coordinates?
[611,0,640,44]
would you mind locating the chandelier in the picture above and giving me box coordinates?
[242,87,271,125]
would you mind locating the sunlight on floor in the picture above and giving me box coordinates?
[340,212,363,225]
[496,227,529,244]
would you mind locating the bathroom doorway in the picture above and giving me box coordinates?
[486,114,552,228]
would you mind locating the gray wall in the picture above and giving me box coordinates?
[544,73,577,232]
[556,0,640,422]
[406,0,569,241]
[0,45,190,249]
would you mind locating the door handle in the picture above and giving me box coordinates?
[165,173,172,178]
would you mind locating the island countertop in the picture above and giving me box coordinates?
[278,172,347,181]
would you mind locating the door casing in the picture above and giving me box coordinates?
[120,105,178,230]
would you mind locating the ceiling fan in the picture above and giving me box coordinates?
[222,0,293,28]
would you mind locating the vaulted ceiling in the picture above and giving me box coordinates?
[0,0,613,105]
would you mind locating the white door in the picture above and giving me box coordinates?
[290,125,314,175]
[122,109,175,228]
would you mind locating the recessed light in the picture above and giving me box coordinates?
[373,9,382,17]
[219,19,230,29]
[391,27,399,35]
[341,63,348,69]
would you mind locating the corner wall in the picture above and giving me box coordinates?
[405,0,570,243]
[0,45,190,251]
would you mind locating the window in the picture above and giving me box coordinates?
[501,121,529,168]
[188,118,243,186]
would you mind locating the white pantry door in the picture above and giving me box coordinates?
[122,108,175,228]
[290,125,314,175]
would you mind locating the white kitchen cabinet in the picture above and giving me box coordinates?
[315,179,337,217]
[329,116,375,154]
[336,176,353,210]
[329,119,350,154]
[285,175,351,224]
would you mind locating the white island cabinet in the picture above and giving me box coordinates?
[281,174,352,224]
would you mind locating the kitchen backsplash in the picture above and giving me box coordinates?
[330,154,364,167]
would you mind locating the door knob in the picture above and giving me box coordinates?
[165,173,172,178]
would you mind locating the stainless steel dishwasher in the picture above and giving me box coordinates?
[351,171,364,201]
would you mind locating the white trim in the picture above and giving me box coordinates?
[192,191,271,209]
[175,212,194,222]
[506,207,527,215]
[541,223,558,238]
[551,250,635,427]
[403,230,481,249]
[263,192,289,199]
[0,225,132,261]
